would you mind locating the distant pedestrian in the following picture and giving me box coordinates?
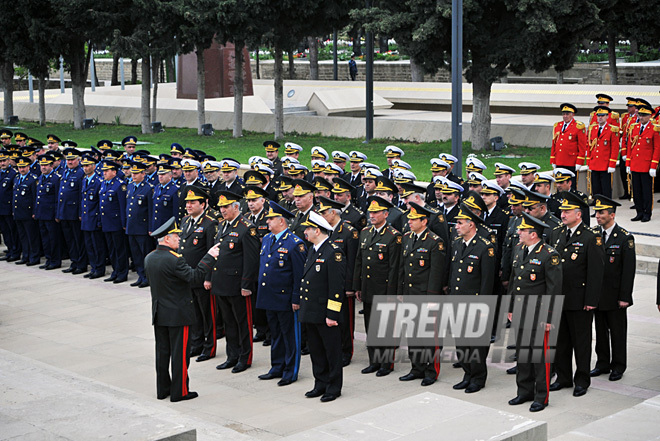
[349,55,358,81]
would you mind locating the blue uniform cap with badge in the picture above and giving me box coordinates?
[265,201,294,219]
[122,136,137,146]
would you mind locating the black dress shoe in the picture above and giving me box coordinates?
[130,280,142,287]
[399,372,423,381]
[301,346,310,355]
[6,256,20,262]
[277,379,293,386]
[549,381,571,391]
[452,362,461,368]
[465,384,482,393]
[262,339,271,346]
[157,392,170,400]
[609,371,623,381]
[171,391,198,402]
[361,364,379,374]
[196,354,212,362]
[46,264,62,270]
[62,267,75,273]
[619,194,630,200]
[113,277,127,284]
[26,261,40,266]
[39,264,48,269]
[258,372,282,380]
[421,378,436,386]
[376,368,392,377]
[305,388,325,398]
[103,276,116,282]
[139,281,149,288]
[506,366,518,375]
[0,256,7,261]
[590,367,610,377]
[573,385,588,397]
[631,214,643,221]
[84,272,93,278]
[320,393,340,402]
[231,362,250,373]
[253,333,266,343]
[89,273,105,280]
[508,396,532,405]
[216,360,238,370]
[15,260,27,265]
[342,355,351,367]
[642,215,651,222]
[529,402,547,412]
[453,380,470,390]
[72,268,86,275]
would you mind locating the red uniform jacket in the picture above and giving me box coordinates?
[587,123,620,171]
[620,113,639,158]
[625,122,660,173]
[551,119,587,167]
[588,111,620,129]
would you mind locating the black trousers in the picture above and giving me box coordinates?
[104,230,128,279]
[0,214,20,258]
[591,170,612,199]
[217,294,253,365]
[128,234,153,282]
[154,324,192,401]
[594,308,628,374]
[363,301,395,370]
[191,287,217,358]
[555,309,593,388]
[38,220,61,266]
[618,158,629,196]
[305,322,343,395]
[457,345,490,387]
[15,218,40,263]
[516,329,551,405]
[340,295,355,359]
[82,229,107,275]
[60,219,87,270]
[631,171,653,217]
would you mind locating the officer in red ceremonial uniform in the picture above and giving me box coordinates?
[618,98,639,200]
[551,103,587,177]
[587,106,620,199]
[625,103,660,222]
[588,94,620,128]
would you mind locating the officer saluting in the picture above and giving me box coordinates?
[144,217,220,402]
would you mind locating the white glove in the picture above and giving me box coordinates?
[551,164,556,169]
[579,165,589,172]
[622,156,626,161]
[626,166,631,174]
[650,168,657,178]
[607,167,616,174]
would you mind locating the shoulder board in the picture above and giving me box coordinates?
[169,250,182,258]
[203,214,214,221]
[428,231,440,241]
[345,222,356,232]
[654,124,660,132]
[552,224,563,230]
[618,227,630,235]
[588,123,598,129]
[292,235,301,243]
[479,237,490,245]
[385,226,399,235]
[611,111,619,119]
[589,111,595,116]
[239,218,251,226]
[427,206,439,214]
[576,121,586,129]
[330,243,340,250]
[554,122,561,127]
[630,122,639,128]
[611,125,619,133]
[404,231,413,237]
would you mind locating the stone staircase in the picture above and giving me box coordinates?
[282,105,317,116]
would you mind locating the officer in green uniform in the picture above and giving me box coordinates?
[331,179,367,231]
[521,189,561,243]
[501,188,527,289]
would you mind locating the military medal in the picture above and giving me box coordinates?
[193,238,198,245]
[530,274,536,281]
[279,260,284,267]
[467,265,473,273]
[571,253,578,260]
[229,242,234,249]
[378,253,384,260]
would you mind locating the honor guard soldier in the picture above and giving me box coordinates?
[332,179,367,231]
[152,164,179,233]
[449,205,496,393]
[209,191,260,374]
[256,202,307,385]
[177,159,205,221]
[290,179,317,245]
[549,192,605,397]
[58,147,88,274]
[625,103,660,222]
[551,103,587,176]
[619,98,639,200]
[80,155,107,279]
[13,157,40,265]
[354,196,402,376]
[590,195,635,382]
[179,186,219,362]
[99,160,129,284]
[263,141,283,176]
[588,94,620,128]
[0,149,20,261]
[299,211,346,402]
[507,213,562,413]
[121,135,137,161]
[34,154,62,270]
[126,161,154,287]
[145,217,220,402]
[398,203,447,386]
[587,106,620,198]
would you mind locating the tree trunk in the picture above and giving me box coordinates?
[167,56,175,82]
[557,71,564,84]
[352,30,362,56]
[410,56,425,82]
[378,35,388,54]
[630,39,638,55]
[0,61,14,123]
[288,49,295,79]
[111,53,119,86]
[68,42,87,130]
[141,57,151,134]
[471,74,492,151]
[233,42,244,138]
[131,58,138,84]
[255,48,260,79]
[151,57,159,122]
[307,37,319,80]
[38,76,46,125]
[608,31,618,85]
[273,44,284,139]
[196,48,205,135]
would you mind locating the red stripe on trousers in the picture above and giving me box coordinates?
[246,296,254,365]
[433,345,441,379]
[182,325,189,397]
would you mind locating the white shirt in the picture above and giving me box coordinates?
[313,237,328,252]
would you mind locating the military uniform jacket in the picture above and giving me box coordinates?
[81,174,103,232]
[290,208,313,246]
[549,222,605,310]
[177,180,208,221]
[551,118,587,167]
[257,229,307,311]
[599,224,635,310]
[34,171,61,221]
[550,190,589,226]
[587,123,620,172]
[625,122,660,173]
[299,239,346,324]
[340,203,367,232]
[30,161,41,177]
[12,173,37,220]
[209,214,260,296]
[444,204,460,230]
[588,111,620,129]
[448,235,496,296]
[484,205,509,260]
[145,244,216,327]
[151,181,179,232]
[55,166,84,220]
[146,171,159,187]
[99,177,127,232]
[501,215,523,282]
[402,205,450,247]
[386,206,406,232]
[0,167,17,216]
[272,157,284,176]
[540,211,561,243]
[398,228,446,296]
[621,113,638,152]
[180,212,218,289]
[219,178,245,195]
[125,181,153,235]
[353,224,402,302]
[246,206,269,241]
[328,220,359,291]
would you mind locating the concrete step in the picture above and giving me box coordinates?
[637,255,658,276]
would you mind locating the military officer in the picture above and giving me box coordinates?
[208,191,260,374]
[263,140,283,176]
[549,192,605,397]
[586,106,620,199]
[0,149,20,261]
[1,129,12,147]
[331,151,349,175]
[449,205,496,393]
[587,93,620,128]
[356,167,382,212]
[256,202,307,385]
[99,160,129,284]
[299,211,346,402]
[382,146,405,180]
[331,179,366,231]
[121,135,137,161]
[532,173,560,216]
[501,188,527,290]
[439,180,464,229]
[80,155,107,279]
[373,177,405,232]
[13,157,40,265]
[507,213,562,413]
[518,162,540,190]
[201,160,222,207]
[399,181,450,246]
[57,147,88,274]
[145,217,220,402]
[126,161,154,287]
[346,150,366,191]
[522,190,561,243]
[152,164,179,233]
[425,158,451,205]
[177,159,206,221]
[551,168,590,224]
[290,179,316,245]
[170,158,185,187]
[551,103,587,177]
[218,158,245,194]
[590,195,635,382]
[274,176,297,213]
[398,203,446,386]
[34,154,62,270]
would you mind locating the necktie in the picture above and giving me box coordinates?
[461,241,467,254]
[562,122,568,133]
[598,126,603,137]
[523,247,529,260]
[566,230,571,241]
[641,124,646,134]
[412,234,418,246]
[602,230,607,243]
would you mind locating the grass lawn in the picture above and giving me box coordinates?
[5,121,551,180]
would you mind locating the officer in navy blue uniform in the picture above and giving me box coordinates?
[99,160,129,283]
[126,161,154,288]
[34,155,62,270]
[152,164,179,232]
[120,135,137,161]
[0,149,20,261]
[256,202,307,385]
[80,155,107,279]
[13,157,40,265]
[144,155,160,187]
[52,150,66,176]
[57,146,88,274]
[22,146,42,177]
